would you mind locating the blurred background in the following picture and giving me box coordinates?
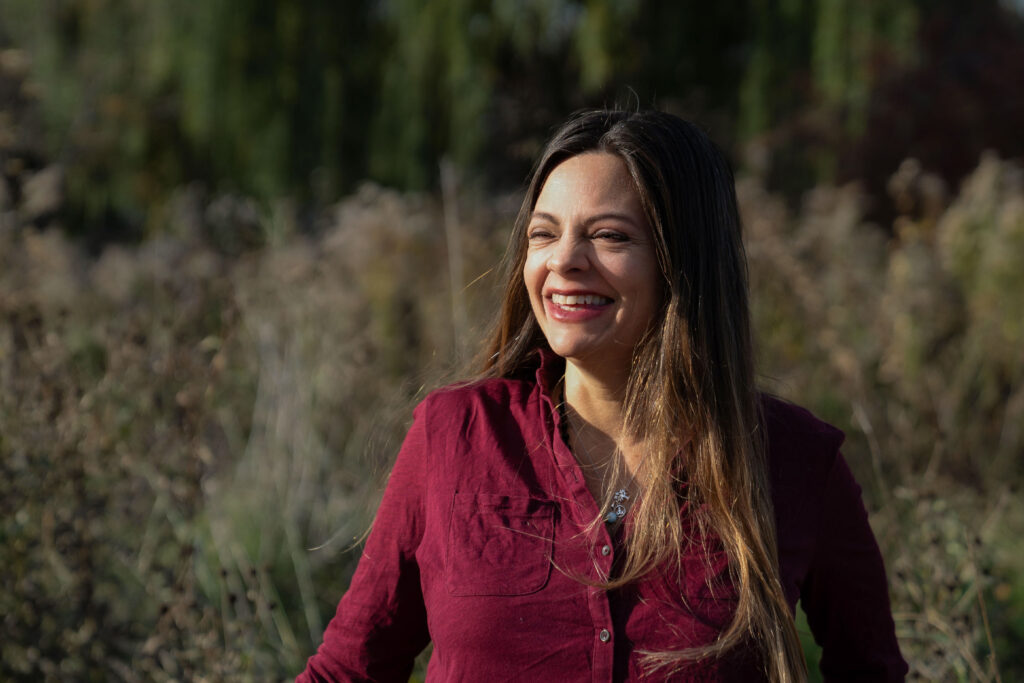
[1,0,1022,680]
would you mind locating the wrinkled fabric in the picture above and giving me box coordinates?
[298,351,907,682]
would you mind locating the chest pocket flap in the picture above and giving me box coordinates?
[446,493,555,596]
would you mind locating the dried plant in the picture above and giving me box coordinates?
[1,152,1021,681]
[743,154,1024,681]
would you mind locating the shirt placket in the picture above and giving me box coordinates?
[588,537,616,683]
[539,383,618,683]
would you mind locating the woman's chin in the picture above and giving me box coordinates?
[544,337,594,362]
[545,340,620,368]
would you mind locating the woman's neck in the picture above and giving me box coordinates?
[563,360,640,473]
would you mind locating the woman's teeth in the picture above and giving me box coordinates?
[551,293,611,307]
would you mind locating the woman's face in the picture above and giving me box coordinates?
[523,152,661,371]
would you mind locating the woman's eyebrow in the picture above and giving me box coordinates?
[583,212,639,227]
[529,211,639,227]
[529,211,558,224]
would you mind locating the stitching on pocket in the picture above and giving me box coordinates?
[445,493,555,596]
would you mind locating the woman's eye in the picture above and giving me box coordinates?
[527,228,555,240]
[593,230,628,242]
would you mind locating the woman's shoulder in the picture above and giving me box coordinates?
[415,374,539,422]
[759,393,846,489]
[760,394,845,453]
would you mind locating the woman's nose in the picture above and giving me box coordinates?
[547,233,588,273]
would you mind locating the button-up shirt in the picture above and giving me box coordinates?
[298,352,907,681]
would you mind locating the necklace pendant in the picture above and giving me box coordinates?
[605,490,629,524]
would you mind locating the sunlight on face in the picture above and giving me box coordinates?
[523,152,660,371]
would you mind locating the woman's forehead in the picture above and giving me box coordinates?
[534,153,643,218]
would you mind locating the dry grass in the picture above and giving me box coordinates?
[1,154,1021,681]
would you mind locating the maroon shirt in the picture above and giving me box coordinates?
[298,351,907,681]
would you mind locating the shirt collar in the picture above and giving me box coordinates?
[534,347,565,402]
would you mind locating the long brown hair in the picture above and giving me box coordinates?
[478,110,806,681]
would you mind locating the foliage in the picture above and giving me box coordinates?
[0,175,500,679]
[837,3,1024,227]
[3,144,1023,679]
[17,0,1024,240]
[743,155,1024,681]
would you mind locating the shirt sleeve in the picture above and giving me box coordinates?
[296,402,432,682]
[800,452,908,682]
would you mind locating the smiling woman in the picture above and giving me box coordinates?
[297,110,907,682]
[524,153,661,374]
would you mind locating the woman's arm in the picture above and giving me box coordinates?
[296,403,432,683]
[800,452,907,682]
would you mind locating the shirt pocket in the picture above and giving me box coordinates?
[445,493,555,597]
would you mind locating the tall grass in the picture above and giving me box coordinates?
[1,154,1021,681]
[743,155,1024,681]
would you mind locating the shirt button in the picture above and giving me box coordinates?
[599,629,611,642]
[601,545,611,556]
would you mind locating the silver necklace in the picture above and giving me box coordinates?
[606,487,630,524]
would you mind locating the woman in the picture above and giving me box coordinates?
[298,110,906,681]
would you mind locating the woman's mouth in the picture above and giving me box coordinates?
[545,292,613,321]
[550,293,613,309]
